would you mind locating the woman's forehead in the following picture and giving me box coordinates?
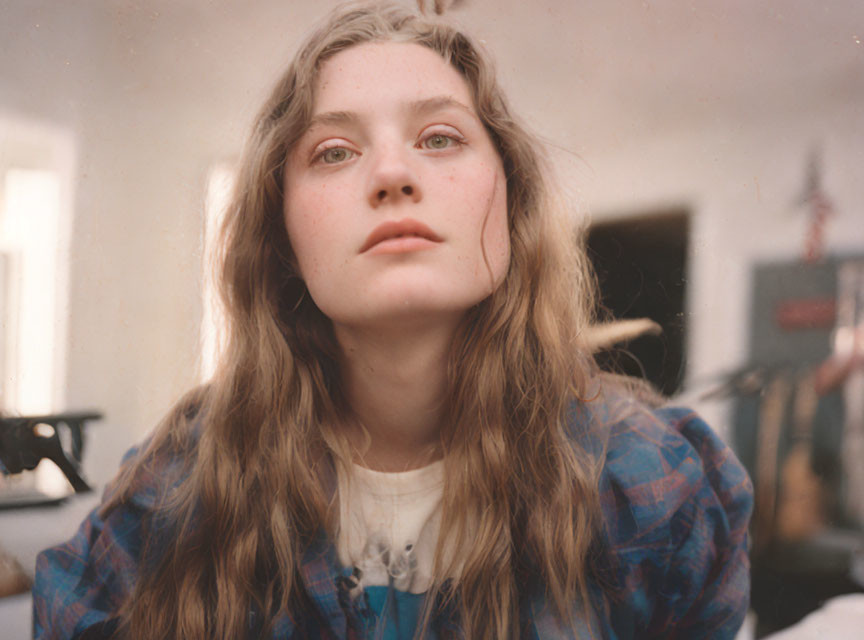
[311,41,474,118]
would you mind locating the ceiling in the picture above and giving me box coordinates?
[106,0,863,120]
[7,0,864,156]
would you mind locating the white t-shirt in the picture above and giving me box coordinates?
[336,460,444,595]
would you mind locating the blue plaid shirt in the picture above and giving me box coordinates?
[32,399,753,639]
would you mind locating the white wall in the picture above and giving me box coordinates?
[579,99,864,437]
[1,1,213,483]
[0,0,861,485]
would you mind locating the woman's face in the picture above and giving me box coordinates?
[283,41,509,330]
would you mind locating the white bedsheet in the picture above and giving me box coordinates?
[764,594,864,640]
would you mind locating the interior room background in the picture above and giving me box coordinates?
[0,1,862,638]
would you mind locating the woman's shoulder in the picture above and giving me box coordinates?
[110,390,208,510]
[33,408,203,639]
[570,387,752,545]
[569,386,754,636]
[108,436,188,511]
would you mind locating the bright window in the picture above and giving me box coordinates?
[200,164,235,382]
[1,169,61,414]
[0,115,73,497]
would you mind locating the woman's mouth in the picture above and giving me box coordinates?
[359,218,443,254]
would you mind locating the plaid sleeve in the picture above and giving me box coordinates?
[33,446,152,640]
[601,405,753,639]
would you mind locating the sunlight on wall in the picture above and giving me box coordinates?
[0,114,74,498]
[1,169,60,414]
[200,163,235,382]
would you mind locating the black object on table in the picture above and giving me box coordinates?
[0,412,101,505]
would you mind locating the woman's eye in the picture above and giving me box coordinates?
[422,133,461,151]
[317,147,354,164]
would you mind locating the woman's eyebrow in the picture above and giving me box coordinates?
[407,95,474,118]
[305,95,475,132]
[306,110,359,132]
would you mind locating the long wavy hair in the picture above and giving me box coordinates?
[105,2,605,638]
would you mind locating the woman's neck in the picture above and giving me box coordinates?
[334,319,457,472]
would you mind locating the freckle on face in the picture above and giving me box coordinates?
[282,41,510,326]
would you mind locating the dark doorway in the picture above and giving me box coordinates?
[586,210,690,396]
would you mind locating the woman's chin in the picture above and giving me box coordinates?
[327,297,479,332]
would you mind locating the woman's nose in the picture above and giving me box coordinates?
[366,147,423,208]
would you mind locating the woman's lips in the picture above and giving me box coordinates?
[359,218,443,254]
[365,236,441,255]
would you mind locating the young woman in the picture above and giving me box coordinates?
[33,2,752,638]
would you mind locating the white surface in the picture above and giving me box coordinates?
[764,594,864,640]
[0,593,31,640]
[0,493,101,579]
[0,494,100,639]
[736,610,757,640]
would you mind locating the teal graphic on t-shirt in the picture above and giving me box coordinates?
[366,585,430,639]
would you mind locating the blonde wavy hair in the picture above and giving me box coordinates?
[106,2,605,638]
